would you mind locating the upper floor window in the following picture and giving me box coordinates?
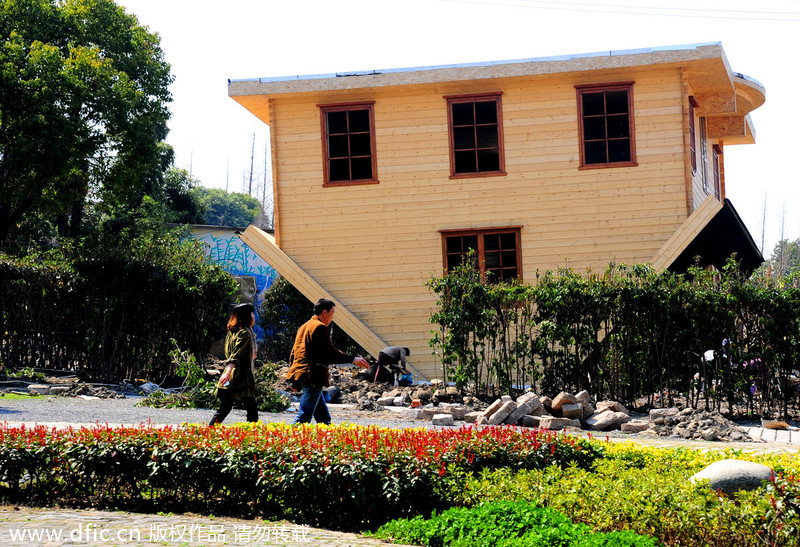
[576,82,637,168]
[712,144,722,200]
[689,96,698,173]
[441,227,521,282]
[700,117,709,193]
[446,93,505,177]
[320,102,378,186]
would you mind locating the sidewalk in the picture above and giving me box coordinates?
[0,505,416,547]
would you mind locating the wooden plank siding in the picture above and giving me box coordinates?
[259,66,696,378]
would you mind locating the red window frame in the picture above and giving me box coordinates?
[319,102,378,186]
[440,226,522,282]
[576,82,637,169]
[445,93,506,178]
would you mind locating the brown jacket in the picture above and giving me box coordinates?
[286,315,353,388]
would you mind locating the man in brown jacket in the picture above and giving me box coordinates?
[286,298,369,424]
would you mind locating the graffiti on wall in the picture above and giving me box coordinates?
[190,227,279,340]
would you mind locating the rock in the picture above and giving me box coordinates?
[450,406,469,420]
[586,410,630,431]
[414,389,432,401]
[500,395,513,403]
[401,408,425,420]
[527,404,547,417]
[649,407,680,420]
[28,384,50,395]
[582,402,595,420]
[392,396,404,406]
[596,400,629,415]
[479,399,505,422]
[464,411,482,423]
[430,379,443,387]
[646,409,755,442]
[551,392,578,410]
[475,415,489,426]
[621,421,649,433]
[575,390,591,405]
[505,401,533,424]
[539,417,581,430]
[48,386,71,395]
[690,460,774,497]
[516,392,539,405]
[422,407,440,419]
[432,413,455,426]
[377,397,395,406]
[488,401,517,425]
[561,403,584,420]
[522,415,542,428]
[445,386,460,398]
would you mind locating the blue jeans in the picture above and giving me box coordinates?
[293,384,331,425]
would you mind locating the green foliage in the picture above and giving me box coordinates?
[374,501,660,547]
[136,343,288,412]
[5,366,46,382]
[0,230,238,381]
[259,276,368,362]
[0,422,593,531]
[0,0,173,240]
[259,277,313,362]
[428,259,800,417]
[456,447,800,547]
[191,187,262,228]
[768,239,800,279]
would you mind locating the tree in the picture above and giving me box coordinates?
[768,239,800,278]
[0,0,173,240]
[192,187,262,227]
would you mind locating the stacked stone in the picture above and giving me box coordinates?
[641,407,754,442]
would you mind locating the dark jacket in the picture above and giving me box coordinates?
[286,315,353,388]
[216,327,257,398]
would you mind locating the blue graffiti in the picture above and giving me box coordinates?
[192,230,279,341]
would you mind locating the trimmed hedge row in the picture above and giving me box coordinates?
[0,231,237,381]
[0,422,601,531]
[429,258,800,418]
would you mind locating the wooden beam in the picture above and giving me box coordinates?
[651,195,722,271]
[239,225,397,367]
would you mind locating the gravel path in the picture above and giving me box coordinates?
[0,394,427,430]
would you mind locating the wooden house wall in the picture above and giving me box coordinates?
[268,66,694,378]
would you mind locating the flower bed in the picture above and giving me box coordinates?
[0,422,599,531]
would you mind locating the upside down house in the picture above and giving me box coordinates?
[227,42,765,379]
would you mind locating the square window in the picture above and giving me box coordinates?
[320,103,378,185]
[577,84,636,168]
[441,228,521,282]
[447,94,505,177]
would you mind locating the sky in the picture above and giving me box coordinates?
[116,0,800,258]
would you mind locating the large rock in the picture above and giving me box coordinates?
[505,401,534,424]
[561,403,584,420]
[539,417,581,430]
[649,407,680,421]
[432,413,455,426]
[479,399,505,422]
[522,415,541,428]
[464,411,482,423]
[586,410,630,431]
[575,390,592,405]
[621,421,649,433]
[488,401,517,425]
[516,392,539,406]
[596,400,629,416]
[551,392,578,410]
[690,460,774,497]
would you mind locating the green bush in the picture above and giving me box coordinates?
[0,230,237,381]
[373,501,660,546]
[137,342,288,412]
[0,423,597,531]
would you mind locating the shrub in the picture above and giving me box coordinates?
[373,501,660,546]
[0,423,594,531]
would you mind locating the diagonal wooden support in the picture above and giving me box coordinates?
[239,226,392,364]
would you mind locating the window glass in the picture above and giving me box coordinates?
[448,95,504,176]
[321,104,377,184]
[443,229,520,282]
[578,84,635,168]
